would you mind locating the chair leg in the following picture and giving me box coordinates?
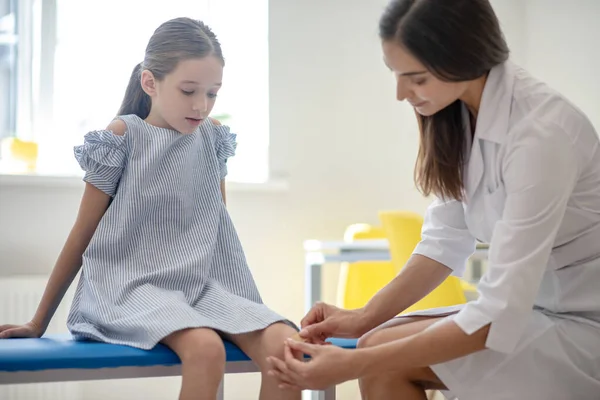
[217,379,224,400]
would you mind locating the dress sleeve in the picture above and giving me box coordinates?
[213,123,237,180]
[73,130,128,197]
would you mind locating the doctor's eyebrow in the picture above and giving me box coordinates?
[398,70,427,76]
[382,60,427,76]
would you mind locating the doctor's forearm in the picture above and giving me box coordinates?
[362,255,453,327]
[359,319,490,376]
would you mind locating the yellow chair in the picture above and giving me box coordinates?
[336,223,395,310]
[378,210,466,313]
[337,210,476,313]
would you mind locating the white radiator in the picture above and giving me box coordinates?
[0,275,82,400]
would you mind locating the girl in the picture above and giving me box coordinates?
[267,0,600,399]
[0,17,301,400]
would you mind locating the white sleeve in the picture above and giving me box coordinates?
[453,121,579,353]
[412,197,477,277]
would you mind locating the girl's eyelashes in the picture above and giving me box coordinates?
[181,90,218,99]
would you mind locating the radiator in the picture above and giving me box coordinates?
[0,275,82,400]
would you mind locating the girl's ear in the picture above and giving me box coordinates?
[141,70,157,96]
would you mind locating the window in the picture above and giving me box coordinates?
[1,0,269,183]
[0,0,17,141]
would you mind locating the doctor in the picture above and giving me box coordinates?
[266,0,600,399]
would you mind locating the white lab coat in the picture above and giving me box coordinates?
[408,61,600,400]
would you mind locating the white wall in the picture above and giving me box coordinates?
[1,1,599,399]
[522,0,600,130]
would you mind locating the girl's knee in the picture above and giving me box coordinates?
[164,328,226,366]
[225,322,298,368]
[261,323,297,357]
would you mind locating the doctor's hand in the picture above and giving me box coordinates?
[298,302,371,344]
[267,339,363,391]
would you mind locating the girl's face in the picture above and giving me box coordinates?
[142,56,224,134]
[381,41,470,117]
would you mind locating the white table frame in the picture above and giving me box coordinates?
[304,239,489,312]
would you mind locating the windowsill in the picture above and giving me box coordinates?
[0,173,289,192]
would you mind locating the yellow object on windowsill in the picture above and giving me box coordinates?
[0,137,39,174]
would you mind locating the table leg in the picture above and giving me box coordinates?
[471,259,483,281]
[320,387,336,400]
[304,257,323,400]
[305,259,323,313]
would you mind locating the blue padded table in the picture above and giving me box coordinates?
[0,333,357,400]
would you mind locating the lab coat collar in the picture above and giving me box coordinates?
[464,60,516,199]
[473,60,516,144]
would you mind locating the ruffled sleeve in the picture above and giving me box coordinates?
[213,124,237,180]
[73,130,128,197]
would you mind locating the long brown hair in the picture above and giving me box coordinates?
[379,0,509,200]
[118,17,224,119]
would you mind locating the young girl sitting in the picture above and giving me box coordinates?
[0,17,301,400]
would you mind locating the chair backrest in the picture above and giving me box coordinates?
[377,211,423,274]
[378,210,466,313]
[337,224,396,309]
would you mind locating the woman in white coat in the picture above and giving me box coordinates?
[266,0,600,398]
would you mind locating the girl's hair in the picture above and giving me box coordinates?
[117,17,224,119]
[379,0,509,201]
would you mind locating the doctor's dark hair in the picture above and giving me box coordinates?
[117,17,224,119]
[379,0,509,201]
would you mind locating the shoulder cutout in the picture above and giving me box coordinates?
[106,119,127,136]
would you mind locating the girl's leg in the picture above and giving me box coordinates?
[163,327,226,400]
[226,322,302,400]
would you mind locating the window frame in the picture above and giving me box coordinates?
[0,0,19,140]
[3,0,276,186]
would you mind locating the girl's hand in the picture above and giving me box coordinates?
[0,321,44,339]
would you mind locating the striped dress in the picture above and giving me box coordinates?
[66,114,290,350]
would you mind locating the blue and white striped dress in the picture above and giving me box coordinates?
[66,114,290,350]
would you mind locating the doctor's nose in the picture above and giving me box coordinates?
[396,80,411,102]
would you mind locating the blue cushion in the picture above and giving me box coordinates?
[327,338,359,349]
[0,333,358,372]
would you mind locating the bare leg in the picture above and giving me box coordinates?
[225,322,302,400]
[358,316,448,400]
[163,328,226,400]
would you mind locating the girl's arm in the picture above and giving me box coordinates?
[29,183,111,334]
[221,180,227,205]
[12,119,125,337]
